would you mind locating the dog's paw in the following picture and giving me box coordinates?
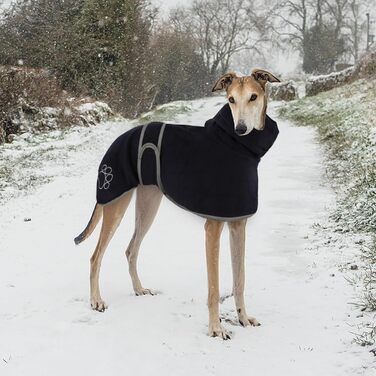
[135,288,155,296]
[208,322,231,340]
[239,314,261,327]
[90,298,107,312]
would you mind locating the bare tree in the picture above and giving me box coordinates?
[277,0,349,47]
[276,0,310,47]
[314,0,324,27]
[170,0,274,75]
[321,0,371,63]
[323,0,349,39]
[345,0,370,61]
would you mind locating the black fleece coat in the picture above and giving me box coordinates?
[96,104,279,220]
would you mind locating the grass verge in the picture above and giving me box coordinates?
[279,77,376,345]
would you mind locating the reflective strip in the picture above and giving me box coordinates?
[137,124,148,185]
[137,123,166,191]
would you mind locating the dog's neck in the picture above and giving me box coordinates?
[205,104,278,159]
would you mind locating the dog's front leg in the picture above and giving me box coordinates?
[205,219,230,339]
[229,219,260,327]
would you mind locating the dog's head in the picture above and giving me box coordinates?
[212,69,280,135]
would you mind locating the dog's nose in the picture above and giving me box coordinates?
[235,123,247,135]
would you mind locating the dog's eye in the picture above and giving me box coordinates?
[228,96,235,104]
[250,94,258,101]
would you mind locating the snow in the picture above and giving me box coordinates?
[76,101,112,114]
[0,97,374,375]
[76,101,114,125]
[308,66,355,82]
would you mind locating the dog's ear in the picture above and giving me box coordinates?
[212,72,237,92]
[251,68,280,90]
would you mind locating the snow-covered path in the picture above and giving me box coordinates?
[0,97,373,375]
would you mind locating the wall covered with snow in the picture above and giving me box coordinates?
[1,100,113,144]
[305,46,376,97]
[306,67,355,96]
[267,81,297,101]
[0,66,114,144]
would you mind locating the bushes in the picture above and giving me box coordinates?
[0,0,85,68]
[0,66,113,143]
[69,0,153,115]
[303,24,346,74]
[355,46,376,78]
[0,0,212,119]
[0,0,211,143]
[0,67,67,140]
[148,29,209,106]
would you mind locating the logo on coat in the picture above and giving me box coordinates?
[98,164,113,190]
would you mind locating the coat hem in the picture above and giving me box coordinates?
[98,185,255,221]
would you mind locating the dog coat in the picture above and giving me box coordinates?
[96,104,279,220]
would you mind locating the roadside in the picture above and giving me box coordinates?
[279,77,376,349]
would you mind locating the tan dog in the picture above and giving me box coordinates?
[75,69,280,340]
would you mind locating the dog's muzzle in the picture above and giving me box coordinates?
[235,122,247,136]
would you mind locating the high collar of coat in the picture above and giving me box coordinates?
[205,103,279,159]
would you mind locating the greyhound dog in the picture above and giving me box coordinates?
[75,69,280,340]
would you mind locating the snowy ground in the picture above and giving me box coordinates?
[0,97,374,375]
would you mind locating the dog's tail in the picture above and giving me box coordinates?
[74,203,103,245]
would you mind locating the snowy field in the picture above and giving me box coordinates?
[0,97,374,375]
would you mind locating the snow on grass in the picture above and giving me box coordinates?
[0,96,374,375]
[135,98,223,124]
[279,77,376,346]
[0,100,116,204]
[0,119,126,204]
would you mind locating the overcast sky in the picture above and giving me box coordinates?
[153,0,190,13]
[0,0,11,8]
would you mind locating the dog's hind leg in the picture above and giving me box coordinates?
[228,219,260,327]
[90,191,134,312]
[126,185,163,296]
[205,219,231,339]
